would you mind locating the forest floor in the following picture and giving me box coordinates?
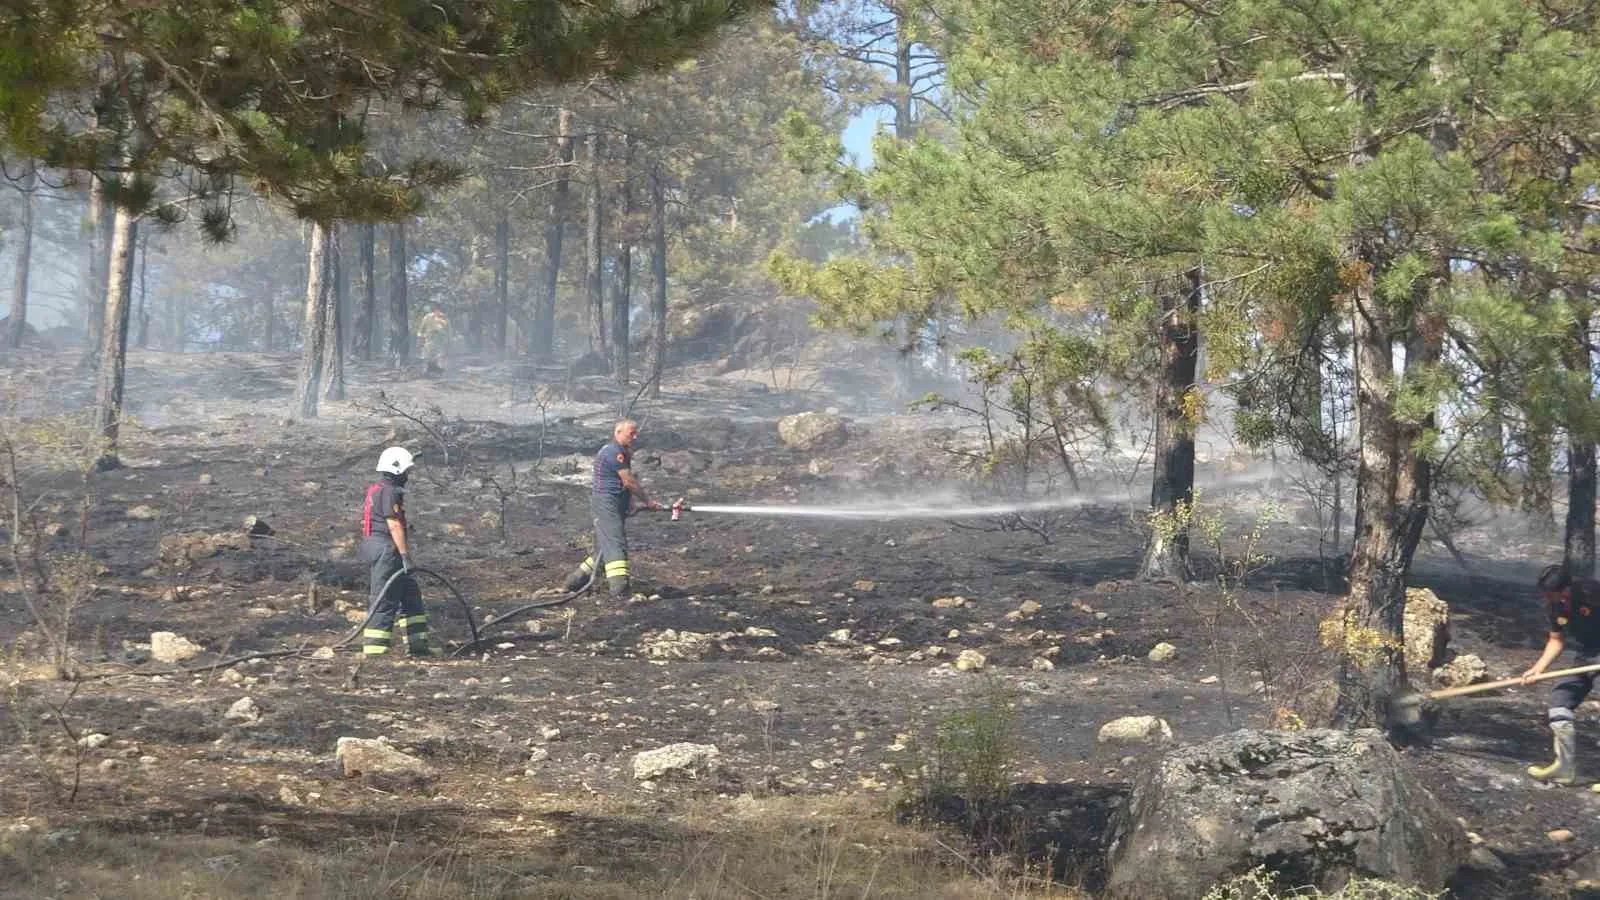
[0,348,1592,899]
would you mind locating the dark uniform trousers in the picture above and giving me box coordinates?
[359,536,430,655]
[566,493,631,597]
[1550,648,1600,724]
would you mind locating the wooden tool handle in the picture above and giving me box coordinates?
[1425,661,1600,701]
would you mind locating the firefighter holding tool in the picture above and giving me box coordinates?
[358,447,436,658]
[1522,563,1600,784]
[560,419,660,599]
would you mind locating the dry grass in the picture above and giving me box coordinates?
[0,794,1085,900]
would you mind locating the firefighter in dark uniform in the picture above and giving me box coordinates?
[561,419,659,598]
[1522,563,1600,783]
[358,447,435,657]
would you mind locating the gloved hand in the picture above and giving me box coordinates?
[644,499,663,511]
[400,554,413,574]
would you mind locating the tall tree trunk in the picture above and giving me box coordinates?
[495,207,510,357]
[1568,309,1597,577]
[170,280,185,353]
[323,227,347,401]
[535,107,573,360]
[585,132,607,357]
[613,136,634,385]
[466,236,486,354]
[264,291,276,351]
[296,222,332,419]
[81,178,113,369]
[7,161,35,349]
[135,231,150,349]
[893,15,914,140]
[1523,425,1556,523]
[388,221,410,362]
[650,168,668,400]
[1334,250,1440,726]
[1139,267,1201,580]
[93,203,137,470]
[354,223,376,359]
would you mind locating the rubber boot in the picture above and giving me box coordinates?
[607,575,629,599]
[562,566,592,594]
[1528,721,1579,784]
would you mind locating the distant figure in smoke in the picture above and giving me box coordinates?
[560,419,659,598]
[358,447,436,657]
[1522,563,1600,784]
[417,305,449,366]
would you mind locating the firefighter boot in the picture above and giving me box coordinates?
[1529,720,1579,784]
[563,558,595,593]
[607,576,629,599]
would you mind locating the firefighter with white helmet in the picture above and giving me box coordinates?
[358,447,434,657]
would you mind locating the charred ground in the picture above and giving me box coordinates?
[0,349,1591,898]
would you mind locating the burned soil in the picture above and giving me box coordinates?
[0,349,1591,898]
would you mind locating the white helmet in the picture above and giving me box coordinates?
[376,446,416,475]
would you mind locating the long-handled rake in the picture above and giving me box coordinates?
[1390,662,1600,726]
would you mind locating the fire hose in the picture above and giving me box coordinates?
[445,497,691,656]
[91,499,691,678]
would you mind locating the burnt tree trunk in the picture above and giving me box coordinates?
[93,202,138,470]
[585,132,607,357]
[322,227,346,401]
[649,168,668,400]
[613,135,634,385]
[296,222,332,418]
[494,207,510,356]
[1334,250,1441,726]
[7,161,35,349]
[1139,267,1202,580]
[535,107,573,360]
[388,221,410,362]
[354,223,376,359]
[1568,309,1597,577]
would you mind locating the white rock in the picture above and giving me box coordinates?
[335,737,434,778]
[78,733,110,750]
[932,596,967,609]
[828,629,853,644]
[1148,642,1178,663]
[1097,716,1174,745]
[632,742,719,781]
[641,629,716,660]
[1031,658,1055,672]
[1403,587,1451,673]
[1433,654,1487,688]
[224,697,261,724]
[311,646,337,660]
[125,505,161,521]
[1199,675,1220,685]
[955,649,987,672]
[150,632,203,664]
[1018,599,1042,616]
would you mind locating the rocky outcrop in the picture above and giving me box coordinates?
[777,412,848,451]
[1403,588,1451,675]
[1105,729,1466,899]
